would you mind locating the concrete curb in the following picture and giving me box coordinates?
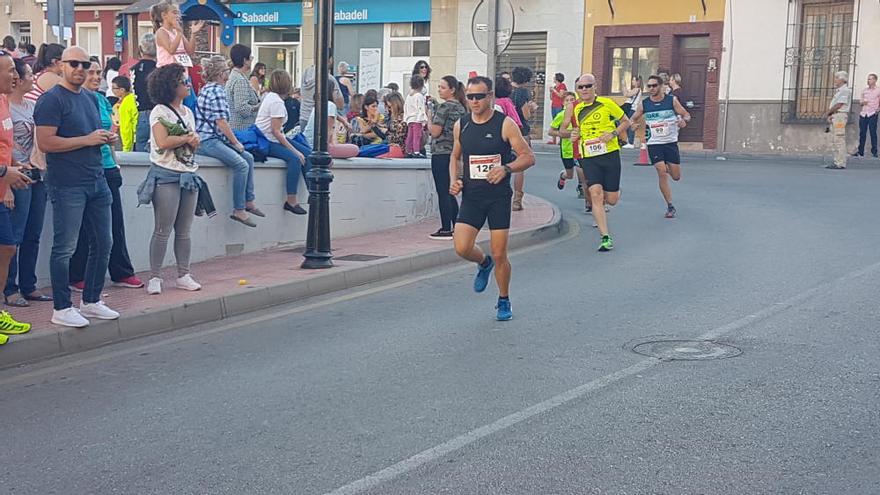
[1,200,566,369]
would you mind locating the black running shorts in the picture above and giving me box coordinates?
[561,157,576,170]
[647,142,681,166]
[457,193,513,231]
[579,150,622,193]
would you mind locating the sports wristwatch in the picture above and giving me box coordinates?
[502,165,513,175]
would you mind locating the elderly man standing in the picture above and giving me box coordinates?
[34,46,120,328]
[854,73,879,159]
[826,71,852,170]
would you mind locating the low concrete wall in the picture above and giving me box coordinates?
[718,101,863,154]
[31,154,437,287]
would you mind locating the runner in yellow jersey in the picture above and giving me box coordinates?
[562,74,631,251]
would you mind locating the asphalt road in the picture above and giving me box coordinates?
[2,152,879,495]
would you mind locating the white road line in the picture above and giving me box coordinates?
[0,222,580,387]
[323,259,880,495]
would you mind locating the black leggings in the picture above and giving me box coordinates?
[431,154,459,231]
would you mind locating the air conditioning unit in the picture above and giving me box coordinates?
[5,5,11,15]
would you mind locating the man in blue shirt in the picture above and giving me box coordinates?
[34,46,121,328]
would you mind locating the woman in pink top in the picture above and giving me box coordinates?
[151,1,204,68]
[493,75,523,128]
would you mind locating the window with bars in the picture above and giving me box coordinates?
[782,0,858,123]
[389,22,430,58]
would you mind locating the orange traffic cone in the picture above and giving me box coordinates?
[633,143,651,166]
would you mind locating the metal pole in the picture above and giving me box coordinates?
[486,0,498,78]
[301,0,335,269]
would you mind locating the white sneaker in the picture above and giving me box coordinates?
[622,144,635,149]
[51,307,90,328]
[147,277,162,295]
[80,301,120,320]
[176,274,202,291]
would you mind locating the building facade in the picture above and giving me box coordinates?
[447,0,585,140]
[582,0,726,149]
[718,0,880,153]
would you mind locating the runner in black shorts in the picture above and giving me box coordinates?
[450,76,535,321]
[629,74,691,218]
[563,73,630,251]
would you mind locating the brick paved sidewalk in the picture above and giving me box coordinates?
[1,194,559,366]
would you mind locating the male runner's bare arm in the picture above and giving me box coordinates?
[449,120,463,195]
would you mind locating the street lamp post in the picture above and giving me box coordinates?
[301,0,335,269]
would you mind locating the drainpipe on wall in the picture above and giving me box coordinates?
[721,0,734,152]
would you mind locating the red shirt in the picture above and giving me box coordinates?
[0,95,12,195]
[551,82,567,109]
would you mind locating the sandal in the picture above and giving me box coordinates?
[4,293,30,308]
[23,291,52,302]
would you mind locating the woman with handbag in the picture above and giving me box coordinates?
[139,64,205,295]
[195,55,261,228]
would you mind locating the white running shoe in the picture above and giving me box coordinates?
[51,307,90,328]
[147,277,162,295]
[176,274,202,291]
[80,301,120,320]
[622,144,635,149]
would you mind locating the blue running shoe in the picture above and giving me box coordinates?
[473,256,495,293]
[496,298,512,321]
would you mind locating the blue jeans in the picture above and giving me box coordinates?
[135,110,151,152]
[48,181,113,310]
[268,140,311,195]
[197,137,255,210]
[6,180,48,297]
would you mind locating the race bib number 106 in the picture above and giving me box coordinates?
[584,141,607,157]
[469,154,502,180]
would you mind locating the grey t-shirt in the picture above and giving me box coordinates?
[10,99,34,165]
[431,100,465,155]
[830,84,852,113]
[299,66,343,131]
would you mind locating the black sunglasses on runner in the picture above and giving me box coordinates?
[577,84,594,90]
[63,60,92,70]
[466,93,489,101]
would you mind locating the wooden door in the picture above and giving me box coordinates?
[675,37,709,142]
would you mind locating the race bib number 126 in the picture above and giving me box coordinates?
[469,154,502,180]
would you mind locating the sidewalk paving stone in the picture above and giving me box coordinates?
[0,194,562,368]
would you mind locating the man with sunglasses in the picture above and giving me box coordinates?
[34,46,120,328]
[629,74,691,218]
[449,76,535,321]
[564,74,630,252]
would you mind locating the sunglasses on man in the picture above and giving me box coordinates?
[63,60,92,70]
[577,84,594,90]
[646,83,659,88]
[466,93,490,101]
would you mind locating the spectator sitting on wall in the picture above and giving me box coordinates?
[347,93,363,122]
[21,44,36,68]
[250,62,267,95]
[352,94,386,146]
[283,87,301,134]
[303,80,358,159]
[384,92,407,156]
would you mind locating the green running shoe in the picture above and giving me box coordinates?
[0,311,31,335]
[598,235,614,252]
[0,333,7,345]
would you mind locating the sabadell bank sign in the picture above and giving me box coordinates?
[240,12,279,24]
[335,9,369,22]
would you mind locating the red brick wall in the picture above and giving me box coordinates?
[592,22,724,149]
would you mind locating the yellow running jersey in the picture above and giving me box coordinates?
[573,97,625,158]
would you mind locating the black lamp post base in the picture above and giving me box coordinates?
[301,254,334,269]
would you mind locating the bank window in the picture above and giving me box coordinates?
[782,0,857,122]
[608,44,658,95]
[255,26,300,43]
[390,22,430,58]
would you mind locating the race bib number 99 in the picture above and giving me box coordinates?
[584,141,607,157]
[650,123,671,137]
[469,154,502,180]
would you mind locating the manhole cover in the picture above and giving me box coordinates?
[631,339,742,361]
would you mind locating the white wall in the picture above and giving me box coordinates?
[721,0,880,101]
[454,0,585,130]
[31,155,438,288]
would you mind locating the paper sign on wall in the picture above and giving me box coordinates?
[358,48,382,93]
